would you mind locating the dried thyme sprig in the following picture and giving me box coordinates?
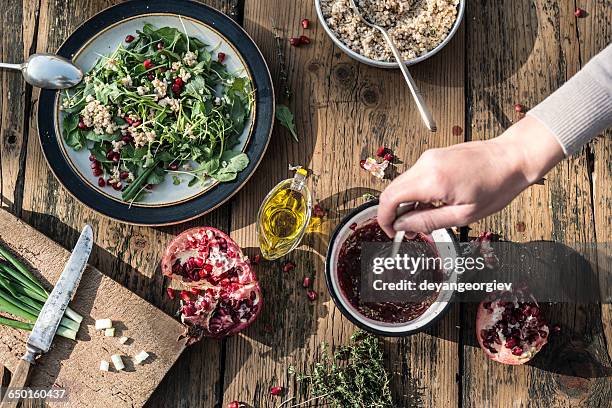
[289,331,394,408]
[271,18,292,100]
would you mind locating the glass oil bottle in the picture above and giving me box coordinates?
[256,168,312,260]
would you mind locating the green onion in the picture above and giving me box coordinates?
[0,244,82,340]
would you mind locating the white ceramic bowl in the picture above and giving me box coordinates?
[325,200,458,336]
[315,0,465,68]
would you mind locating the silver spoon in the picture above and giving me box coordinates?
[0,53,83,89]
[349,0,437,132]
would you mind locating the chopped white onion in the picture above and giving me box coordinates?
[99,360,109,372]
[118,336,129,344]
[111,354,125,371]
[95,319,112,330]
[134,351,149,364]
[104,328,115,337]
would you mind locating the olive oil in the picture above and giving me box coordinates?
[257,168,312,260]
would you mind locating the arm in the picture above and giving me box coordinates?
[378,43,612,237]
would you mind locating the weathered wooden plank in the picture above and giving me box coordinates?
[0,0,38,215]
[18,1,242,407]
[463,0,611,406]
[578,0,612,377]
[224,1,464,406]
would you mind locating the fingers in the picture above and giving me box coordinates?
[392,205,472,235]
[377,169,443,237]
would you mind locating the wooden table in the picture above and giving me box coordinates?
[1,0,610,407]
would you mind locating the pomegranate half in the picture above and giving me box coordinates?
[162,227,262,343]
[476,293,548,365]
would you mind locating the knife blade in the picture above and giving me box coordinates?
[25,224,93,359]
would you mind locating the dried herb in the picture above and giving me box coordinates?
[276,104,298,142]
[288,331,394,408]
[271,19,292,100]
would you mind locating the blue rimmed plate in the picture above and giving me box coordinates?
[37,0,274,225]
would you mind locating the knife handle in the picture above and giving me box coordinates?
[0,357,33,408]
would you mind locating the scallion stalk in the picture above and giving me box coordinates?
[0,244,83,340]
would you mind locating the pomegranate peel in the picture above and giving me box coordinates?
[476,291,548,365]
[165,227,262,343]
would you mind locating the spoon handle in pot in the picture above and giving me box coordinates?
[0,62,23,71]
[378,29,437,132]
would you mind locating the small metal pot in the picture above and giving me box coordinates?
[315,0,465,68]
[325,200,458,336]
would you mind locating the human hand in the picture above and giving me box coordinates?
[377,116,565,237]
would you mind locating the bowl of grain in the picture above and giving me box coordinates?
[315,0,465,68]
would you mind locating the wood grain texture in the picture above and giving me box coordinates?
[223,1,464,406]
[463,0,611,407]
[0,210,187,408]
[17,2,240,408]
[0,0,38,215]
[578,0,612,378]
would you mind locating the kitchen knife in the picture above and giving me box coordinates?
[0,225,93,408]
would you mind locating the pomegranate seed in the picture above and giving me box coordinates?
[106,150,114,159]
[511,346,523,356]
[270,386,283,396]
[157,41,164,50]
[125,116,133,125]
[169,163,179,171]
[218,52,226,62]
[299,35,311,45]
[120,171,129,180]
[282,261,295,273]
[90,161,100,170]
[148,73,155,80]
[78,120,87,129]
[88,154,95,161]
[143,59,153,69]
[179,290,191,302]
[514,103,524,113]
[228,402,240,408]
[383,153,394,162]
[307,290,318,301]
[172,83,182,94]
[575,8,585,17]
[301,18,310,29]
[159,67,167,73]
[166,287,175,299]
[376,146,387,157]
[359,159,366,169]
[93,168,102,177]
[125,34,135,43]
[145,184,153,190]
[189,287,200,295]
[112,153,120,162]
[302,276,311,288]
[174,77,184,86]
[112,182,122,191]
[204,264,213,273]
[289,37,301,46]
[132,120,142,127]
[97,177,106,187]
[313,204,326,217]
[107,178,114,185]
[122,135,133,143]
[349,222,357,230]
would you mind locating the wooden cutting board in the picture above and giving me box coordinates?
[0,210,187,407]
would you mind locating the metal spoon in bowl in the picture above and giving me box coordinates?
[348,0,437,132]
[0,53,83,89]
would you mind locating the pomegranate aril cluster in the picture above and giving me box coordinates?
[289,17,312,47]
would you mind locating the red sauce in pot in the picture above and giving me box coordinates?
[336,220,442,324]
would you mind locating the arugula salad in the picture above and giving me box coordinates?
[61,24,253,203]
